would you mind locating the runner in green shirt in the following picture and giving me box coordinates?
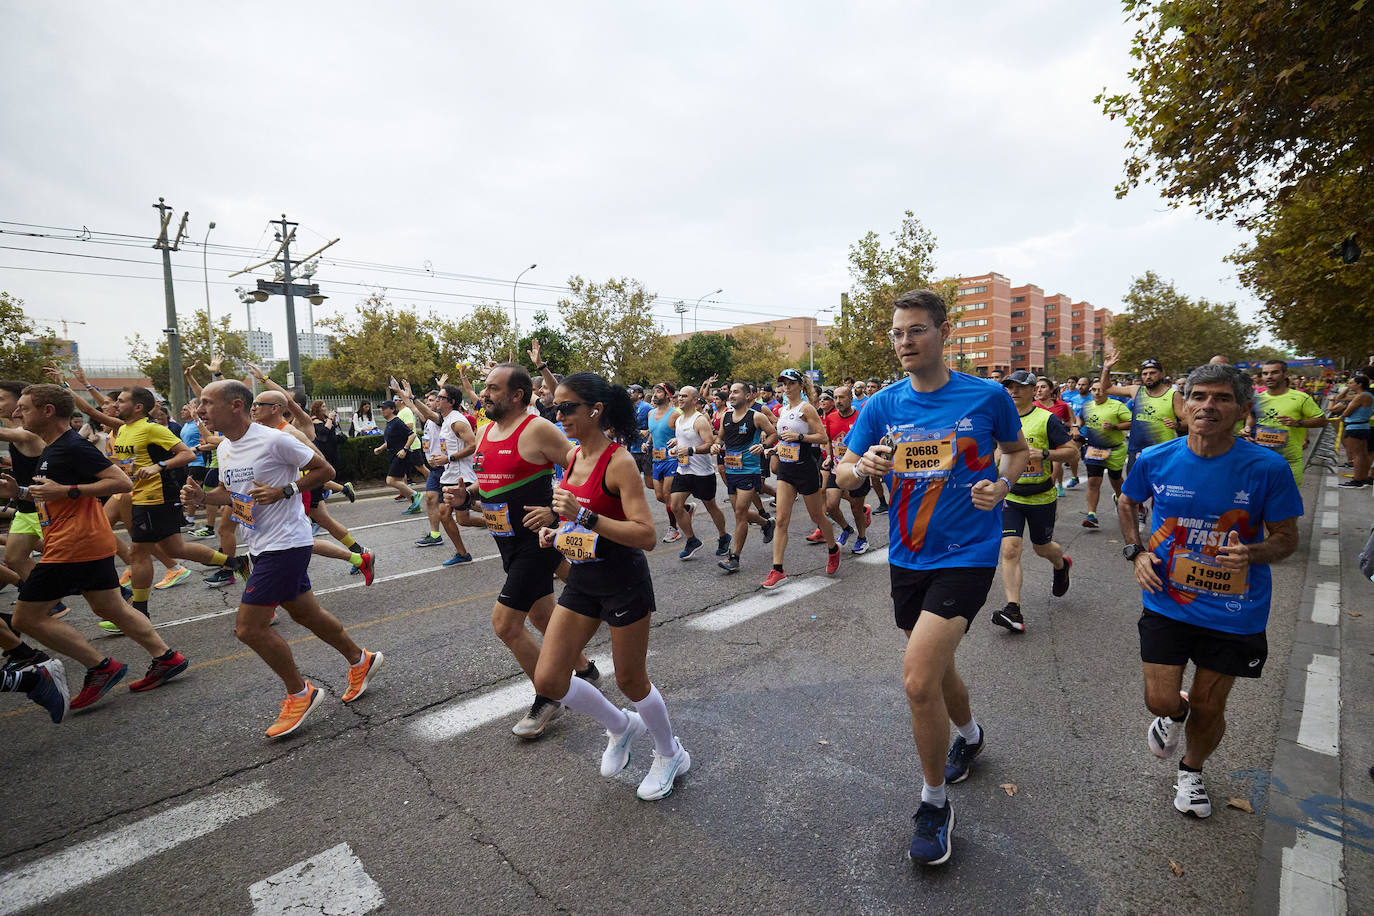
[1247,359,1327,486]
[1076,380,1132,529]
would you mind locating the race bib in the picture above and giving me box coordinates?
[677,450,690,467]
[483,502,514,537]
[891,432,955,480]
[229,491,256,530]
[34,498,50,529]
[777,441,801,463]
[554,522,600,563]
[439,438,448,455]
[724,452,743,470]
[652,448,666,461]
[833,435,847,458]
[1255,426,1289,449]
[1168,550,1248,597]
[1020,452,1044,478]
[1084,445,1112,462]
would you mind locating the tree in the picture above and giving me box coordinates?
[517,312,576,376]
[0,292,65,381]
[558,276,673,385]
[1106,272,1258,373]
[730,327,790,384]
[671,333,735,388]
[313,292,440,390]
[1047,352,1099,382]
[828,211,948,379]
[268,355,320,394]
[128,310,249,400]
[428,302,515,372]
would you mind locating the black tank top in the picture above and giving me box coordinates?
[9,445,38,514]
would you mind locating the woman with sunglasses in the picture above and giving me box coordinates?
[762,368,839,589]
[533,372,690,800]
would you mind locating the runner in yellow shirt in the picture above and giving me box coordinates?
[1246,359,1326,486]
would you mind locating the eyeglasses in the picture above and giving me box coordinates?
[250,401,277,408]
[887,325,933,342]
[551,401,588,416]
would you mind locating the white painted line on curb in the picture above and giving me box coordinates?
[858,546,890,565]
[1322,490,1338,509]
[1319,511,1339,529]
[1324,474,1341,489]
[411,656,612,742]
[1311,581,1341,626]
[1278,828,1347,916]
[0,782,280,915]
[687,578,835,631]
[1317,540,1339,567]
[1296,654,1340,757]
[249,843,383,916]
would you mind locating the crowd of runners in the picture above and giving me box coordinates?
[2,286,1366,865]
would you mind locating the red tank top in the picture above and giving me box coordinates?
[475,414,554,500]
[558,442,627,522]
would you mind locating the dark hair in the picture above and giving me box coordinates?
[357,401,372,416]
[1262,359,1288,372]
[1352,375,1371,391]
[496,362,533,408]
[440,384,463,406]
[218,380,254,413]
[559,372,639,446]
[292,390,308,409]
[21,383,75,418]
[121,385,157,415]
[892,288,948,326]
[0,380,27,400]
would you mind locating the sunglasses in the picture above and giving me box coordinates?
[552,401,588,416]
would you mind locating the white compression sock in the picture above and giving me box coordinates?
[955,716,981,744]
[559,676,628,734]
[631,684,677,756]
[921,781,947,807]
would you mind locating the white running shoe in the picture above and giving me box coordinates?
[636,737,691,801]
[1174,769,1211,818]
[601,709,646,776]
[511,695,563,739]
[662,528,683,544]
[1147,690,1189,759]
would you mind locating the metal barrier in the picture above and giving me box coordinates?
[1302,391,1340,474]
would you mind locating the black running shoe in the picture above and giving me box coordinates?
[715,534,731,556]
[718,555,740,574]
[1052,556,1072,597]
[991,603,1025,633]
[761,517,776,544]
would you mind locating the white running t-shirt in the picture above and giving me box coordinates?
[216,423,315,554]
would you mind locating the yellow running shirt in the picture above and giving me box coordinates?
[112,417,182,506]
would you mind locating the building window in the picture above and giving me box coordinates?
[958,285,989,296]
[955,333,988,344]
[1072,335,1082,342]
[1072,310,1082,317]
[1011,325,1027,333]
[1011,310,1026,318]
[1045,303,1056,311]
[956,318,988,328]
[1012,340,1026,348]
[1010,296,1026,303]
[966,350,988,359]
[962,301,987,311]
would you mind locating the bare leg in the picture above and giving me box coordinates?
[1180,668,1237,769]
[902,614,969,787]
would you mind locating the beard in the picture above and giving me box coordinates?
[484,399,509,421]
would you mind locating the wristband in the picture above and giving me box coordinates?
[536,363,548,371]
[998,476,1011,490]
[17,485,29,501]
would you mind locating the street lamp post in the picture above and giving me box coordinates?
[674,300,687,338]
[202,221,216,353]
[694,288,722,334]
[513,263,537,344]
[810,307,834,373]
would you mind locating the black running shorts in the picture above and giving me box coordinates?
[1138,609,1268,678]
[495,535,561,613]
[1002,500,1057,546]
[776,463,821,497]
[670,473,717,501]
[19,557,119,602]
[890,565,996,632]
[560,554,655,628]
[825,471,870,497]
[131,504,185,543]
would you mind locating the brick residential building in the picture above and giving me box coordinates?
[667,316,830,364]
[949,272,1113,377]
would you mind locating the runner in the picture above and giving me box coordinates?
[468,362,596,739]
[646,383,686,543]
[993,371,1075,633]
[394,381,478,565]
[713,381,777,573]
[821,385,871,555]
[0,384,189,721]
[372,400,423,510]
[1061,375,1094,490]
[1101,351,1187,476]
[762,368,839,588]
[1035,376,1076,496]
[1248,359,1327,488]
[530,372,690,800]
[666,385,729,561]
[181,380,382,738]
[834,288,1027,866]
[1077,380,1131,529]
[629,384,653,492]
[1117,364,1301,818]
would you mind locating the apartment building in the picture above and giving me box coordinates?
[950,272,1113,377]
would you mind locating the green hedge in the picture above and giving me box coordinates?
[335,435,392,483]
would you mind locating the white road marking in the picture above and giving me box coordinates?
[1324,474,1341,489]
[1317,540,1340,567]
[411,656,612,742]
[686,578,835,631]
[858,546,889,565]
[1278,828,1347,916]
[1322,490,1338,509]
[1296,654,1340,757]
[0,782,279,915]
[347,516,422,533]
[1311,581,1341,626]
[249,843,383,916]
[1319,511,1339,529]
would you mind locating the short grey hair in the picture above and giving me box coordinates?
[1183,363,1252,409]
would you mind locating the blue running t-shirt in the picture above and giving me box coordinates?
[846,372,1022,570]
[631,400,652,454]
[1121,437,1302,635]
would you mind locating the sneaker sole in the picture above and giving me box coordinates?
[513,705,564,740]
[908,806,955,866]
[761,577,788,590]
[991,615,1025,633]
[1174,797,1212,818]
[154,571,192,590]
[129,658,189,692]
[679,545,702,561]
[342,652,384,703]
[266,688,324,739]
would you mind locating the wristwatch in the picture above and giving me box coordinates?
[281,482,298,499]
[1122,544,1146,562]
[68,485,80,500]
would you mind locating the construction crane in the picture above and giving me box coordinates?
[33,317,88,338]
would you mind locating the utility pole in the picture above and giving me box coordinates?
[274,215,305,399]
[153,198,189,413]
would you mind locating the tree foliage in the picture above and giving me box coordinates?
[1046,352,1100,383]
[427,302,515,372]
[312,292,440,391]
[0,292,65,381]
[517,312,577,376]
[671,333,735,387]
[128,310,249,400]
[729,326,790,384]
[1106,272,1259,373]
[558,276,673,385]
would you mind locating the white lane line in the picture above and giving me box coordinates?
[686,578,835,631]
[858,546,890,565]
[348,516,422,533]
[0,782,279,915]
[411,655,612,742]
[249,843,383,916]
[1311,581,1341,626]
[1278,828,1347,916]
[1322,490,1338,509]
[1317,540,1340,567]
[1296,654,1340,757]
[1324,474,1341,489]
[1319,511,1339,529]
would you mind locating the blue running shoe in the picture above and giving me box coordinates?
[851,536,869,555]
[715,534,731,556]
[679,537,702,561]
[944,725,985,784]
[837,527,852,547]
[908,800,954,865]
[415,534,444,548]
[442,552,472,567]
[28,658,70,724]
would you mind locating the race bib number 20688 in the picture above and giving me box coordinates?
[890,432,955,480]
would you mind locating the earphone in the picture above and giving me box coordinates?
[590,409,597,416]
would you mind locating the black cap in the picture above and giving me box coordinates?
[1140,358,1162,370]
[1001,369,1037,387]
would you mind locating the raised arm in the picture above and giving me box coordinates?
[44,366,122,429]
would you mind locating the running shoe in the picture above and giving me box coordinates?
[575,660,601,686]
[1148,691,1189,759]
[601,709,647,776]
[153,566,191,590]
[189,526,216,539]
[118,567,133,588]
[128,651,189,692]
[826,549,840,576]
[310,522,327,537]
[875,502,889,515]
[718,554,740,574]
[863,504,872,527]
[357,552,376,585]
[908,800,954,866]
[1066,476,1079,489]
[679,537,703,561]
[636,737,690,801]
[1052,556,1072,597]
[229,554,253,578]
[1056,484,1066,497]
[415,534,445,548]
[1174,770,1212,818]
[662,527,683,544]
[265,683,324,739]
[761,517,776,544]
[203,568,236,588]
[341,650,384,703]
[944,725,985,784]
[851,537,869,555]
[837,527,852,547]
[512,695,563,739]
[761,568,788,590]
[28,658,69,724]
[1082,512,1099,529]
[805,527,825,544]
[1338,479,1369,488]
[70,659,128,710]
[342,482,357,503]
[1,649,49,674]
[991,603,1025,633]
[393,493,407,502]
[48,602,69,620]
[98,620,122,634]
[441,551,471,567]
[715,534,731,557]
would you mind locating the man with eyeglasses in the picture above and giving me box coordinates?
[835,288,1027,867]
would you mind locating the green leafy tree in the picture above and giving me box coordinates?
[268,355,319,394]
[1106,272,1258,373]
[517,312,576,376]
[128,310,249,400]
[427,302,516,373]
[558,276,673,384]
[671,333,735,388]
[730,326,790,384]
[313,292,440,391]
[828,211,948,379]
[0,292,65,380]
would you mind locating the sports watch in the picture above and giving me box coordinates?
[68,485,81,500]
[1122,544,1146,562]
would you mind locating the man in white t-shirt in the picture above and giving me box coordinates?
[182,380,384,739]
[394,383,479,565]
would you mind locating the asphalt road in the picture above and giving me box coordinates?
[0,470,1366,915]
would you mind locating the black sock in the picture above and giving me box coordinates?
[1178,761,1201,773]
[132,600,149,616]
[730,552,739,561]
[773,563,784,573]
[1170,697,1190,722]
[0,611,12,630]
[828,545,839,555]
[3,643,37,662]
[153,649,175,662]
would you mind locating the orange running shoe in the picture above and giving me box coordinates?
[118,567,133,587]
[341,650,384,703]
[265,683,323,738]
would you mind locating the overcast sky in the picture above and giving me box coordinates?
[0,1,1268,364]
